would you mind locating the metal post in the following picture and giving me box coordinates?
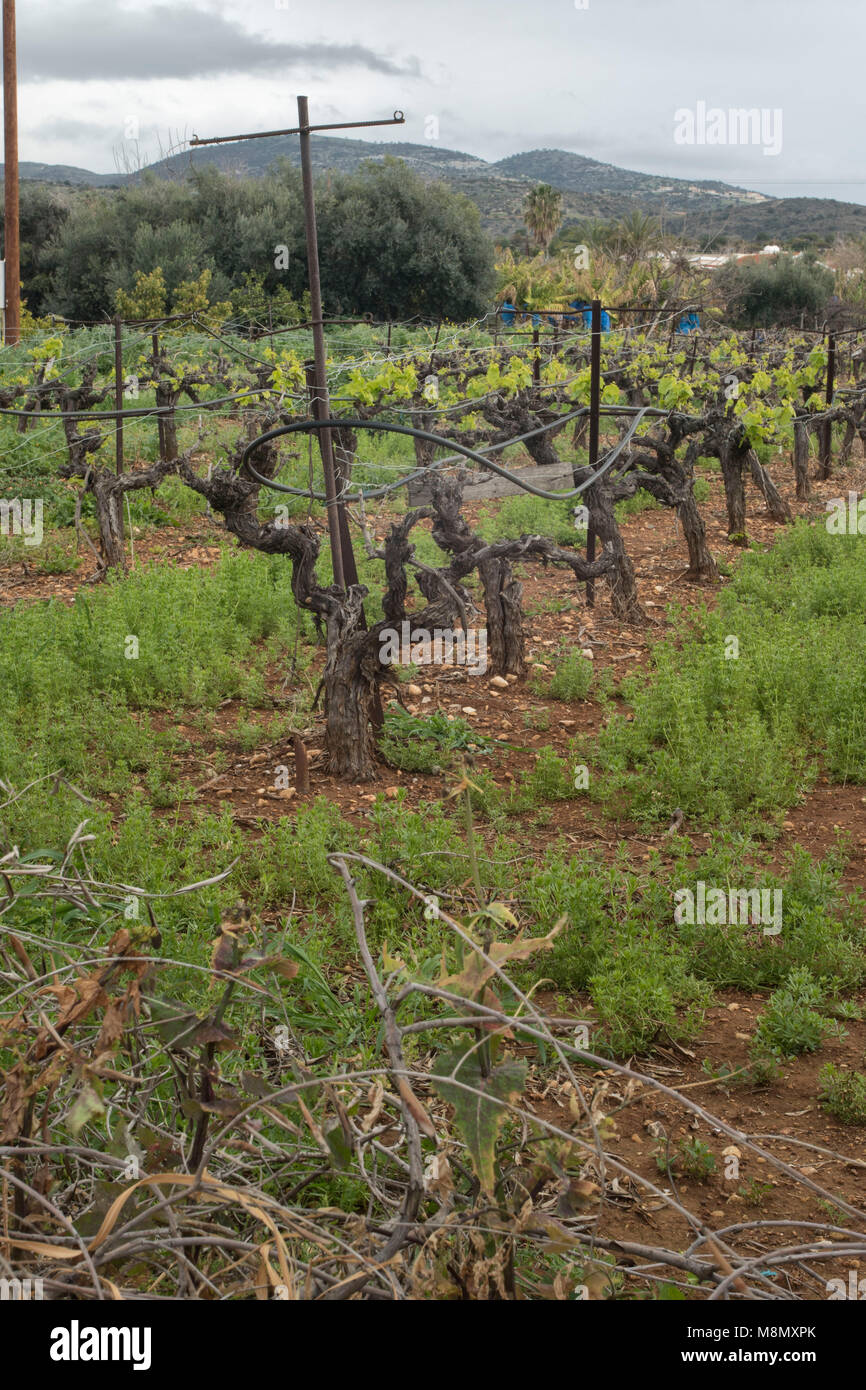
[688,333,699,376]
[821,331,836,476]
[304,359,359,589]
[2,0,20,345]
[114,314,124,474]
[297,94,345,590]
[152,330,165,462]
[190,100,405,593]
[585,298,601,608]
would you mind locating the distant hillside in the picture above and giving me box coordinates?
[12,161,121,187]
[491,148,756,199]
[6,139,866,246]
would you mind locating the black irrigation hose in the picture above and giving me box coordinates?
[239,408,652,503]
[0,387,272,422]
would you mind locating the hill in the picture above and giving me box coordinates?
[6,140,866,246]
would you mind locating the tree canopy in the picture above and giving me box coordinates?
[12,158,495,324]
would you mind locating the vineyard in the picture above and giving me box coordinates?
[2,300,866,1303]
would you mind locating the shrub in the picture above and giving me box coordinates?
[818,1065,866,1125]
[752,969,839,1057]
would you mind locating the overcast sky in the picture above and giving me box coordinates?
[17,0,866,204]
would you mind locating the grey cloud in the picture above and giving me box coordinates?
[19,3,420,81]
[29,117,116,140]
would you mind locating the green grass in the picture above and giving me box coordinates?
[613,487,662,522]
[522,836,865,1055]
[530,646,593,701]
[2,480,866,1067]
[751,968,840,1058]
[478,493,581,547]
[378,705,494,774]
[0,548,315,857]
[584,522,866,826]
[818,1065,866,1125]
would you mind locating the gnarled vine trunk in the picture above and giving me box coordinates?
[748,449,791,524]
[718,438,748,543]
[477,554,525,676]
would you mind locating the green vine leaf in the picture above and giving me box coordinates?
[432,1047,527,1193]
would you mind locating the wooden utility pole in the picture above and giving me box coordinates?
[2,0,20,344]
[190,102,404,591]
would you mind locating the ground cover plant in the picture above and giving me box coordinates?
[2,310,866,1302]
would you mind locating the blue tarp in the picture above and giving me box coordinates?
[498,301,611,331]
[568,300,611,331]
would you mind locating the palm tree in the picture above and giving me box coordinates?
[523,184,563,259]
[615,211,662,267]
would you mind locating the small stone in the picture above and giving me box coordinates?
[581,649,594,660]
[385,786,400,798]
[506,674,518,683]
[490,675,509,689]
[407,683,423,697]
[461,706,477,716]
